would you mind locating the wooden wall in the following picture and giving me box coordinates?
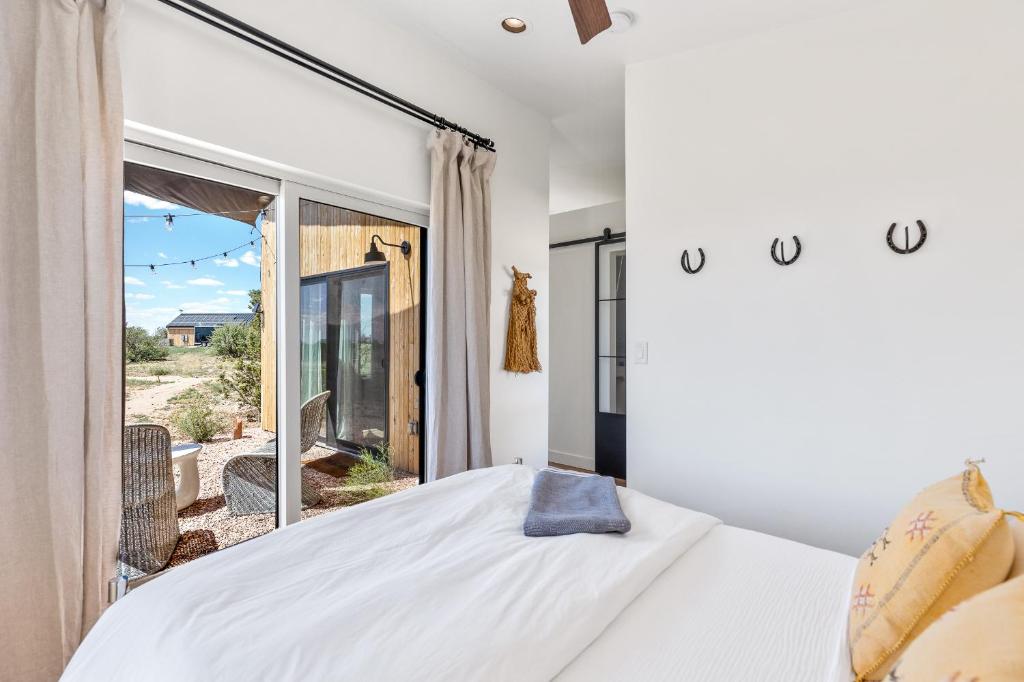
[167,326,194,347]
[260,205,277,430]
[261,199,421,475]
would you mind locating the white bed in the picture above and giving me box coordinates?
[557,525,855,682]
[63,465,855,681]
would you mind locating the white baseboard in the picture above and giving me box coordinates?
[548,449,595,471]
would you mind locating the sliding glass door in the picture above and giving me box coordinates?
[301,266,389,452]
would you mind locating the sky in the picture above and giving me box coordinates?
[124,191,263,333]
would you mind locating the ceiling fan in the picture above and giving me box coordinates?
[568,0,613,44]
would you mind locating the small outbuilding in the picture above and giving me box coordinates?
[166,312,255,347]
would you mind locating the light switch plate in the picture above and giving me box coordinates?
[635,341,649,364]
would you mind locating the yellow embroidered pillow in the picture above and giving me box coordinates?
[848,463,1014,681]
[1009,515,1024,579]
[883,574,1024,681]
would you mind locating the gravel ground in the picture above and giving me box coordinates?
[169,427,417,566]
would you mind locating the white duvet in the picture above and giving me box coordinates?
[557,525,856,682]
[64,465,719,682]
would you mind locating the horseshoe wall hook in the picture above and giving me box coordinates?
[771,236,802,266]
[680,248,706,275]
[887,220,928,254]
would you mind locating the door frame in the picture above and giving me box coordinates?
[301,262,391,455]
[125,122,429,527]
[594,237,626,480]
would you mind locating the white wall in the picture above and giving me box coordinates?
[122,0,550,468]
[625,0,1024,555]
[548,202,626,469]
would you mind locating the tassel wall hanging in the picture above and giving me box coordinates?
[503,266,542,373]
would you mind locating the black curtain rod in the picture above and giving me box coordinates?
[550,228,625,249]
[156,0,496,152]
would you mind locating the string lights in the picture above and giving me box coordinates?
[127,237,263,270]
[123,206,272,270]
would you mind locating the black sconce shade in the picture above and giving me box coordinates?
[364,234,411,264]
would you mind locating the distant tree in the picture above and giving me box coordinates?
[210,324,249,359]
[152,326,169,347]
[218,321,261,414]
[248,289,261,313]
[125,326,169,362]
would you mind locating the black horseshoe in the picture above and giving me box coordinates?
[771,236,801,266]
[680,248,706,274]
[886,220,927,254]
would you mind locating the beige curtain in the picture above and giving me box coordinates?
[0,1,124,679]
[426,130,497,480]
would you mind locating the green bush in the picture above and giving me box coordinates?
[168,386,204,404]
[211,324,250,359]
[151,367,170,382]
[125,326,169,363]
[218,322,261,413]
[171,394,226,443]
[345,445,394,489]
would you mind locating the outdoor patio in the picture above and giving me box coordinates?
[169,427,418,567]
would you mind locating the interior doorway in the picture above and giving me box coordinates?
[547,202,627,483]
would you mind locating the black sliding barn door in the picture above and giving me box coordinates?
[595,238,626,480]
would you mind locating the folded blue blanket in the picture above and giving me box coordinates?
[523,468,631,537]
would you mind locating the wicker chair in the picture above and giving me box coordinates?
[119,425,180,580]
[222,390,330,516]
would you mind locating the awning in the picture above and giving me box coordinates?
[124,162,271,226]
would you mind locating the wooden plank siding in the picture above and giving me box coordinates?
[167,326,195,347]
[260,204,277,431]
[260,199,421,475]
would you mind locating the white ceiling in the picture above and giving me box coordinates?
[352,0,867,213]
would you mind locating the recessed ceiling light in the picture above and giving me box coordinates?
[501,17,527,34]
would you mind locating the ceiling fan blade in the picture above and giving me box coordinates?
[568,0,612,45]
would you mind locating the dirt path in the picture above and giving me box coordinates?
[125,376,207,421]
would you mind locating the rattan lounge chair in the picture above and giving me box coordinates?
[119,424,180,580]
[222,390,330,516]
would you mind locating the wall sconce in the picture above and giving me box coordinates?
[364,234,411,263]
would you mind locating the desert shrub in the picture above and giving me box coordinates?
[171,394,226,443]
[151,367,170,382]
[211,324,249,359]
[168,386,204,404]
[345,445,394,489]
[218,322,261,413]
[125,326,169,363]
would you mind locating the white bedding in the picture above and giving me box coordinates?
[556,524,856,682]
[64,465,719,682]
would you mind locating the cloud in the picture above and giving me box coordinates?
[186,277,224,287]
[124,305,181,332]
[162,280,186,290]
[214,257,239,268]
[158,252,168,259]
[124,276,147,287]
[125,293,156,301]
[124,191,180,210]
[179,297,233,312]
[219,289,249,296]
[239,250,260,267]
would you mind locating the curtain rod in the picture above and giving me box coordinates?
[155,0,496,152]
[550,228,625,249]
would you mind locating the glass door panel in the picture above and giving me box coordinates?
[595,239,626,480]
[300,279,328,438]
[327,266,389,450]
